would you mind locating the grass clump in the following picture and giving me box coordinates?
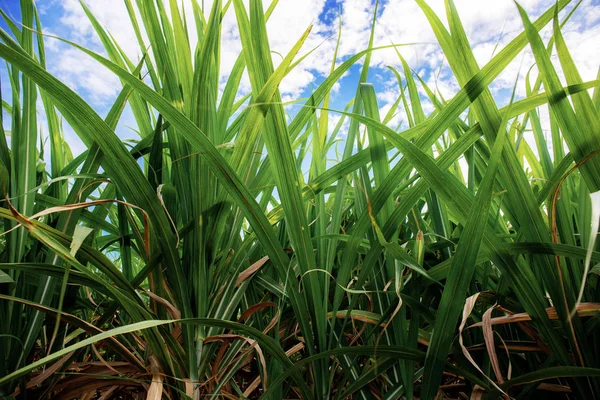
[0,0,599,398]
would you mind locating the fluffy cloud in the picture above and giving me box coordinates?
[47,0,336,100]
[20,0,600,143]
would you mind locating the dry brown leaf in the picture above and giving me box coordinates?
[495,332,512,380]
[26,352,73,389]
[285,342,305,357]
[236,256,269,286]
[0,294,144,370]
[54,379,138,400]
[238,301,276,322]
[537,383,572,392]
[147,356,163,400]
[92,344,122,376]
[470,302,600,328]
[458,293,506,396]
[185,379,195,398]
[470,385,486,400]
[482,305,504,384]
[97,386,119,400]
[144,289,181,319]
[205,334,269,389]
[263,312,280,335]
[242,342,305,398]
[243,376,262,398]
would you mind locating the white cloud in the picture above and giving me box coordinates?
[47,0,344,100]
[52,47,121,102]
[57,0,138,55]
[21,0,600,161]
[42,0,599,106]
[342,0,600,119]
[561,22,600,82]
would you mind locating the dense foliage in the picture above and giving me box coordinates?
[1,0,599,398]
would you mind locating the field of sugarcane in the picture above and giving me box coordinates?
[0,0,599,398]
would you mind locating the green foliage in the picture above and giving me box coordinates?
[0,0,599,398]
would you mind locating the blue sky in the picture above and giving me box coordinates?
[1,0,599,158]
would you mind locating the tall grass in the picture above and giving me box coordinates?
[0,0,599,398]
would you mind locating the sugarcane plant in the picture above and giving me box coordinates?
[0,0,599,398]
